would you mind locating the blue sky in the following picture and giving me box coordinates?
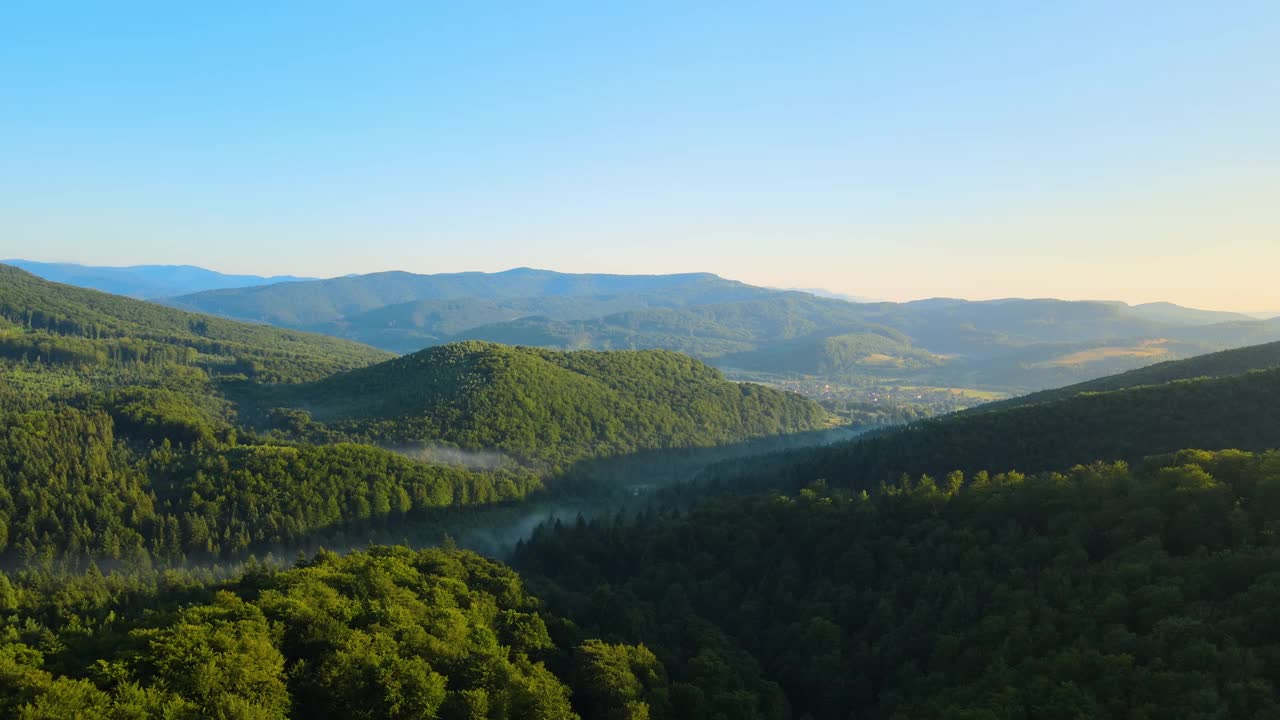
[2,2,1276,310]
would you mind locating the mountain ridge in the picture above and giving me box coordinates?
[4,259,317,299]
[19,260,1280,395]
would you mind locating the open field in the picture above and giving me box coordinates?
[1034,340,1173,368]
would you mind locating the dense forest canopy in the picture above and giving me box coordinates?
[8,447,1280,719]
[0,545,668,719]
[0,264,391,383]
[517,449,1280,719]
[0,268,827,570]
[255,341,829,469]
[976,339,1280,412]
[7,261,1280,717]
[700,345,1280,494]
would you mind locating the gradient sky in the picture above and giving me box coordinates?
[2,2,1277,311]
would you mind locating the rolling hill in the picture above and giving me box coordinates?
[978,339,1280,412]
[519,447,1280,719]
[701,339,1280,493]
[10,264,1280,719]
[5,259,314,298]
[165,267,772,327]
[507,341,1280,719]
[458,295,1280,391]
[151,267,1280,396]
[0,263,391,388]
[1126,300,1256,325]
[0,267,830,567]
[253,341,830,468]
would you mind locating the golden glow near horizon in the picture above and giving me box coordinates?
[2,4,1276,313]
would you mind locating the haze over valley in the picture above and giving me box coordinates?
[15,259,1280,421]
[3,3,1279,718]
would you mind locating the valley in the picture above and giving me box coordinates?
[144,265,1280,399]
[4,263,1280,718]
[7,6,1276,715]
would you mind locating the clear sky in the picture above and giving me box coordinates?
[2,2,1277,311]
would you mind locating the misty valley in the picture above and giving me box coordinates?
[9,4,1280,715]
[1,261,1279,719]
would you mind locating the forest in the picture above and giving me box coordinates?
[517,449,1280,719]
[147,263,1280,395]
[697,347,1280,494]
[5,263,1280,718]
[0,267,826,569]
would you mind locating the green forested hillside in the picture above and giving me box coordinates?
[0,264,391,388]
[518,449,1280,719]
[166,268,769,327]
[257,342,830,469]
[699,343,1280,493]
[0,269,826,568]
[0,545,670,719]
[3,259,315,299]
[9,260,1280,718]
[444,296,1280,398]
[718,328,948,377]
[1126,300,1255,325]
[979,339,1280,412]
[0,401,542,567]
[153,265,1280,396]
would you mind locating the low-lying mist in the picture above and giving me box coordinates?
[387,442,514,471]
[63,425,871,577]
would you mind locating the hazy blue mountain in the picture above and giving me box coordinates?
[455,295,1280,391]
[704,338,1280,494]
[327,291,773,354]
[974,338,1280,413]
[48,260,1280,395]
[4,259,314,299]
[164,267,771,327]
[1126,301,1255,325]
[781,286,880,303]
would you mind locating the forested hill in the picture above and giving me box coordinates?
[0,267,546,566]
[701,342,1280,491]
[3,259,315,299]
[257,341,830,468]
[975,338,1280,412]
[0,263,391,384]
[166,267,769,327]
[0,545,669,719]
[517,449,1280,719]
[160,265,1280,394]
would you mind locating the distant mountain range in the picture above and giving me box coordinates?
[776,287,880,303]
[712,338,1280,490]
[2,259,315,299]
[12,260,1280,394]
[0,264,823,472]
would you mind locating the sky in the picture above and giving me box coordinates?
[1,2,1277,311]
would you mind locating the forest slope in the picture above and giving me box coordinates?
[0,545,672,719]
[166,268,769,327]
[3,259,315,298]
[701,343,1280,491]
[258,341,830,468]
[160,266,1280,394]
[519,449,1280,719]
[976,339,1280,412]
[0,263,391,387]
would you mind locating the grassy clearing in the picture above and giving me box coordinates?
[894,385,1007,401]
[1036,341,1172,368]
